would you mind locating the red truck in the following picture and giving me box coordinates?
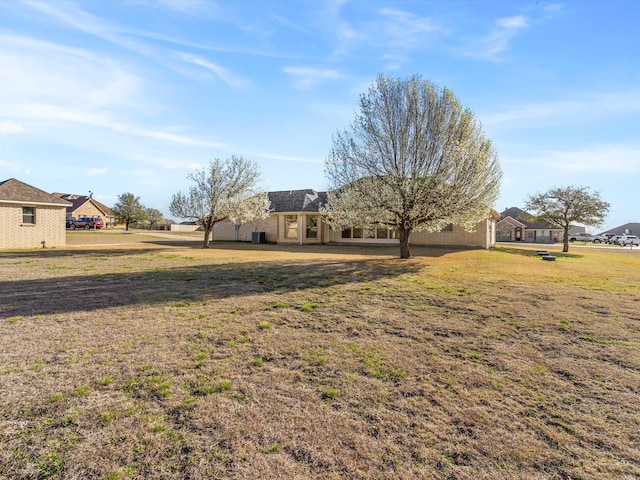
[67,216,105,230]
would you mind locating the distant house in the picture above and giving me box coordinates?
[213,188,498,249]
[600,223,640,236]
[53,193,116,226]
[496,207,563,243]
[0,178,71,249]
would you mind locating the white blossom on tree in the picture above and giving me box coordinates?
[170,156,271,248]
[524,185,610,253]
[322,73,502,258]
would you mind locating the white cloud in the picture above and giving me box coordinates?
[378,8,446,49]
[0,159,31,174]
[547,145,640,174]
[86,167,108,176]
[511,144,640,175]
[22,0,153,56]
[283,67,344,90]
[0,121,25,135]
[0,33,141,109]
[176,52,249,88]
[462,15,529,60]
[270,11,311,35]
[483,90,640,127]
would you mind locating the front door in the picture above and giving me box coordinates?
[515,227,522,241]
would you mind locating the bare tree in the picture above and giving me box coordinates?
[322,74,502,258]
[113,192,146,231]
[525,185,610,253]
[169,156,271,248]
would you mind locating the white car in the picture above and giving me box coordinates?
[617,235,640,246]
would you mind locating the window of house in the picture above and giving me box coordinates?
[364,226,376,238]
[22,206,35,224]
[440,224,453,232]
[306,215,318,239]
[284,215,298,239]
[341,227,352,239]
[389,228,399,239]
[376,225,389,239]
[352,226,363,238]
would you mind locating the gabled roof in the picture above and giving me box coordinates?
[268,189,327,213]
[497,215,527,228]
[53,193,113,216]
[499,206,561,230]
[600,223,640,236]
[0,178,71,206]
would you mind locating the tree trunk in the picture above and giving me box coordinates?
[399,227,412,259]
[125,221,130,231]
[202,225,214,248]
[562,225,569,253]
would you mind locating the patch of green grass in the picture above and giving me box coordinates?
[259,321,273,330]
[263,442,283,454]
[299,301,318,312]
[38,449,66,477]
[321,387,338,401]
[252,357,264,367]
[74,385,91,397]
[215,380,233,393]
[579,334,615,345]
[50,392,64,402]
[302,347,328,366]
[98,374,113,386]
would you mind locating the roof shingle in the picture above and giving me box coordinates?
[0,178,71,206]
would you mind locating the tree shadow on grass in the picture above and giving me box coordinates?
[138,239,469,258]
[493,246,583,259]
[0,255,424,318]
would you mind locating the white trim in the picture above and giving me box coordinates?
[0,199,71,207]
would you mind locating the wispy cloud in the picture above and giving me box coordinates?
[21,0,153,56]
[176,52,249,88]
[378,8,447,49]
[0,121,25,135]
[270,11,310,35]
[253,151,323,164]
[462,15,529,60]
[483,90,640,127]
[86,167,108,176]
[529,144,640,174]
[0,33,140,109]
[0,159,31,174]
[283,67,344,90]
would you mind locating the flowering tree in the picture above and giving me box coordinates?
[525,185,610,253]
[169,156,271,248]
[322,74,502,258]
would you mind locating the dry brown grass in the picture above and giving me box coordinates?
[1,234,639,479]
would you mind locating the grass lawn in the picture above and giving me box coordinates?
[1,235,639,479]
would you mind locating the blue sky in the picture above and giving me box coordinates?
[0,0,638,231]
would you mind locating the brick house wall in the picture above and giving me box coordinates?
[70,202,105,220]
[0,202,67,249]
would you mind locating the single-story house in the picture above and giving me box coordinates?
[0,178,71,249]
[213,189,498,249]
[496,207,563,243]
[599,223,640,236]
[53,192,116,226]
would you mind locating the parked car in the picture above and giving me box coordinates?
[65,217,76,229]
[607,235,623,244]
[568,232,604,243]
[617,235,640,246]
[69,216,104,230]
